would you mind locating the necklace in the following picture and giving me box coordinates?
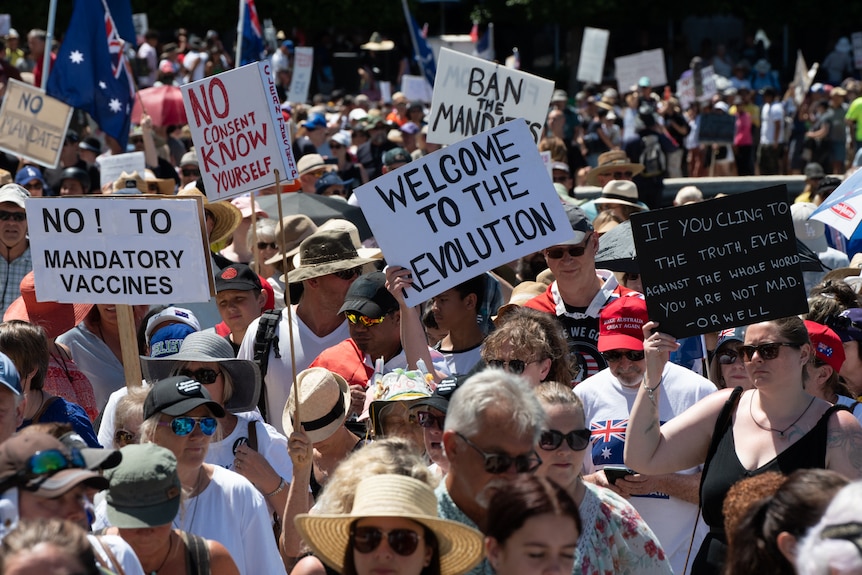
[148,531,175,575]
[49,343,74,385]
[174,467,205,531]
[749,394,817,437]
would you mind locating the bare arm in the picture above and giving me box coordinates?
[826,410,862,480]
[614,471,702,505]
[280,430,315,563]
[208,540,241,575]
[140,115,160,169]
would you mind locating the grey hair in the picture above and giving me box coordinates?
[444,369,546,442]
[796,481,862,575]
[246,217,277,247]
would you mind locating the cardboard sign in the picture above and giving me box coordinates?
[287,46,314,104]
[577,27,609,84]
[353,120,571,307]
[427,47,554,146]
[698,113,736,144]
[615,49,667,92]
[631,186,807,339]
[182,61,297,202]
[0,80,73,168]
[28,196,213,305]
[98,151,146,187]
[401,75,434,103]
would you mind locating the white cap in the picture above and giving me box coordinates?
[145,307,201,340]
[0,184,29,209]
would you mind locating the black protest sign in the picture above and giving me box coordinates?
[698,113,736,144]
[630,185,808,339]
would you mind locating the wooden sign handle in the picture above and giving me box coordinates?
[116,304,142,387]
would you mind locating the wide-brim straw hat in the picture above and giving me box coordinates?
[177,188,242,245]
[4,272,92,338]
[285,230,376,284]
[593,180,645,210]
[282,367,351,443]
[140,331,260,413]
[585,150,644,187]
[265,215,318,266]
[295,474,485,575]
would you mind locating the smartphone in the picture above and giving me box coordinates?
[603,466,636,485]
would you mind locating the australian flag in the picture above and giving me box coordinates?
[240,0,265,65]
[402,0,436,87]
[47,0,135,150]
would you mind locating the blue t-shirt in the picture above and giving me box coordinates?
[21,396,100,447]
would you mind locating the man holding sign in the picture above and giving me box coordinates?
[0,184,31,316]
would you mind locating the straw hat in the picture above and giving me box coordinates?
[176,188,242,244]
[295,474,485,575]
[594,180,646,210]
[112,171,146,194]
[282,367,351,443]
[265,215,318,266]
[584,151,644,187]
[4,272,92,338]
[143,169,175,195]
[285,230,377,284]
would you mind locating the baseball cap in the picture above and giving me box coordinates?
[302,114,327,131]
[829,309,862,343]
[180,150,198,167]
[715,327,746,353]
[315,172,351,195]
[339,272,398,318]
[597,296,648,352]
[145,307,200,340]
[215,263,263,292]
[104,443,181,529]
[560,205,594,245]
[13,166,47,190]
[804,320,846,373]
[0,184,29,209]
[804,163,825,179]
[0,352,21,397]
[143,376,226,420]
[400,122,420,135]
[148,324,197,358]
[383,147,411,167]
[410,374,467,414]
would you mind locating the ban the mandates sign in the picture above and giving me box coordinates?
[353,120,572,307]
[28,196,213,305]
[630,186,808,339]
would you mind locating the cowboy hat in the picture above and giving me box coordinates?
[584,151,644,187]
[295,474,485,575]
[291,219,381,269]
[112,171,146,194]
[282,367,351,443]
[285,230,376,284]
[143,169,176,195]
[176,188,242,244]
[593,180,646,211]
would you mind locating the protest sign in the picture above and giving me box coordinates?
[28,196,213,305]
[698,113,736,144]
[676,65,716,109]
[401,75,434,103]
[577,27,609,84]
[353,120,571,307]
[0,79,73,168]
[615,49,667,92]
[630,186,807,339]
[427,47,554,146]
[182,61,297,202]
[541,150,552,181]
[131,13,148,41]
[0,15,9,37]
[287,46,314,104]
[98,151,145,187]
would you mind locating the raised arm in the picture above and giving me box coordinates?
[826,409,862,480]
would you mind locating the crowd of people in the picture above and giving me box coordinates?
[3,22,862,575]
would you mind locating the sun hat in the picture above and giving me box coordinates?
[0,432,109,497]
[293,219,381,266]
[297,154,337,177]
[0,352,21,397]
[282,367,351,443]
[4,272,92,339]
[804,320,846,373]
[141,332,259,413]
[264,214,318,266]
[145,307,201,340]
[104,444,181,528]
[143,375,226,420]
[180,150,198,167]
[142,169,175,195]
[295,474,485,575]
[584,150,645,187]
[286,229,377,284]
[594,180,646,210]
[176,188,242,244]
[493,281,548,324]
[339,272,397,318]
[597,295,648,352]
[360,32,395,52]
[111,171,146,195]
[365,368,433,431]
[0,184,29,208]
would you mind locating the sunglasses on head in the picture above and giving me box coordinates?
[0,210,26,222]
[351,525,422,556]
[22,448,87,480]
[456,432,542,474]
[539,428,592,451]
[333,267,361,281]
[257,241,278,250]
[182,168,200,177]
[345,311,385,327]
[738,342,799,362]
[415,410,445,430]
[158,416,218,436]
[114,429,137,447]
[717,350,740,365]
[180,368,220,385]
[545,240,591,259]
[486,358,534,375]
[601,350,645,363]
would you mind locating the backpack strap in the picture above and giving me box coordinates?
[179,530,211,575]
[247,419,259,452]
[252,310,281,422]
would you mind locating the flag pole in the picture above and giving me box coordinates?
[235,0,245,68]
[41,0,59,89]
[401,0,427,85]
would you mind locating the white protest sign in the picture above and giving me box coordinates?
[853,32,862,70]
[131,13,148,41]
[541,150,552,180]
[0,80,72,168]
[28,196,213,305]
[577,27,609,84]
[353,120,571,307]
[427,47,554,146]
[401,75,434,103]
[380,81,392,104]
[98,152,146,188]
[0,15,10,37]
[287,46,314,104]
[676,65,716,109]
[182,61,297,202]
[615,49,667,92]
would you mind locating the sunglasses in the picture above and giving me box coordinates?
[486,359,534,375]
[257,241,278,250]
[352,525,421,556]
[333,267,361,281]
[345,311,386,327]
[0,210,27,222]
[415,410,445,430]
[456,432,542,474]
[716,350,740,365]
[147,183,160,193]
[611,171,633,179]
[22,448,87,480]
[738,342,800,362]
[158,416,218,436]
[182,169,201,177]
[114,429,137,447]
[329,142,344,149]
[539,428,592,451]
[180,368,221,385]
[601,350,645,362]
[545,239,591,259]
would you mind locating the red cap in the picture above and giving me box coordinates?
[804,320,846,373]
[598,296,648,352]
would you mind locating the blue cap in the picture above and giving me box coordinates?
[715,326,746,352]
[14,166,47,190]
[832,309,862,343]
[314,171,350,194]
[0,352,22,396]
[302,114,327,131]
[638,76,651,88]
[281,40,295,52]
[149,324,197,358]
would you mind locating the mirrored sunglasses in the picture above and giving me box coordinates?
[345,311,385,327]
[158,416,218,436]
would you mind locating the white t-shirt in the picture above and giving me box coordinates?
[433,344,483,376]
[238,305,350,434]
[760,101,785,145]
[574,362,716,575]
